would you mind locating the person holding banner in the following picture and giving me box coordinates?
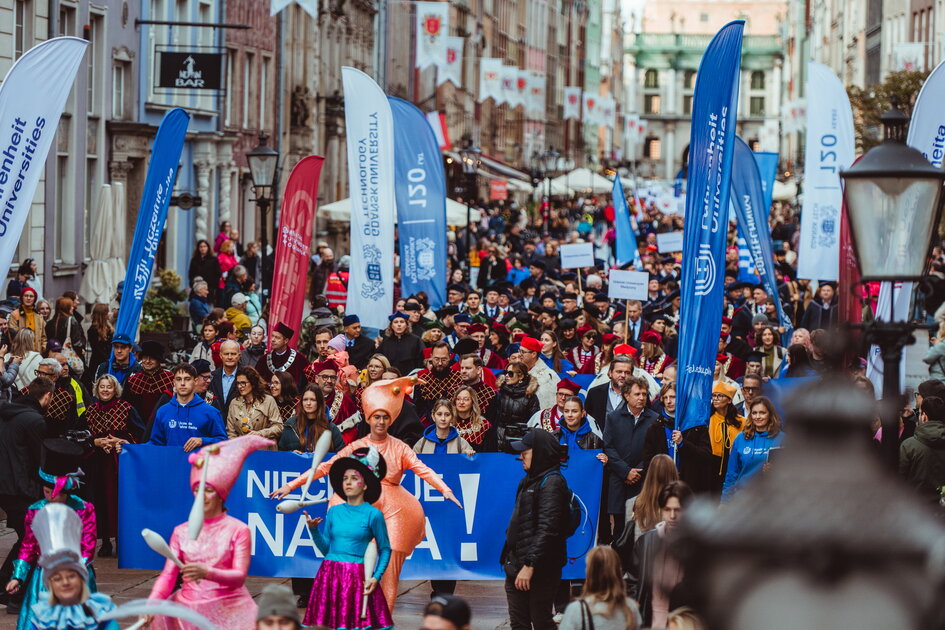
[272,376,463,609]
[300,445,393,630]
[676,382,745,496]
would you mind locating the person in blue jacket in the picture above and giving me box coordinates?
[722,396,785,503]
[149,363,226,452]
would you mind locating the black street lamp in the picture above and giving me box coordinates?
[840,106,945,468]
[246,133,280,299]
[541,147,560,232]
[458,142,481,270]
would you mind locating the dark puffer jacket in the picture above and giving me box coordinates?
[500,429,570,575]
[899,420,945,506]
[487,374,541,429]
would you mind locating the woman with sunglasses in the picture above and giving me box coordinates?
[567,328,600,375]
[225,366,283,447]
[487,361,540,453]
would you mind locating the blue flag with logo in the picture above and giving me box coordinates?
[612,176,642,268]
[114,108,189,344]
[753,151,779,218]
[731,137,791,332]
[389,97,448,310]
[675,21,743,432]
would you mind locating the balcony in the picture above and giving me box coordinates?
[627,33,783,64]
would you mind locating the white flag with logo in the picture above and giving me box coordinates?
[582,92,600,127]
[499,64,517,107]
[563,86,582,120]
[437,36,463,87]
[478,58,502,103]
[600,95,615,129]
[527,71,546,119]
[342,67,396,329]
[515,70,529,109]
[797,62,854,280]
[0,37,88,275]
[415,2,449,70]
[895,42,925,71]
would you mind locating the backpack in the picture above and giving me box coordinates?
[535,471,586,538]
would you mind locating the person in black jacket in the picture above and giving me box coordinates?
[502,429,570,630]
[584,356,635,431]
[0,376,53,612]
[601,377,659,542]
[799,282,839,332]
[627,481,693,628]
[188,240,221,304]
[488,362,541,452]
[335,315,375,370]
[377,312,425,375]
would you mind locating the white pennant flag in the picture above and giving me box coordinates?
[563,86,582,120]
[527,70,546,119]
[582,92,599,127]
[478,58,502,103]
[437,36,463,87]
[270,0,317,19]
[415,2,449,70]
[499,64,517,107]
[600,95,615,129]
[515,70,529,109]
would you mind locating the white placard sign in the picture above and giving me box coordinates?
[656,232,684,253]
[608,270,649,301]
[559,242,595,269]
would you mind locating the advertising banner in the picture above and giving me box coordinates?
[119,447,604,580]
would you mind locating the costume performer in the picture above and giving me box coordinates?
[147,435,272,630]
[6,439,97,630]
[302,445,393,630]
[25,503,117,630]
[274,376,463,608]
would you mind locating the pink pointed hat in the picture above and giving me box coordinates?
[361,375,422,424]
[188,435,272,501]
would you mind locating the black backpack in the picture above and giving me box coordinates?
[535,471,586,538]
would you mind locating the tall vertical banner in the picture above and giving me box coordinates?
[753,151,779,217]
[342,67,396,330]
[797,62,854,281]
[415,2,448,71]
[478,59,502,103]
[0,37,88,275]
[115,108,190,343]
[269,156,325,349]
[437,36,464,87]
[582,92,599,128]
[389,97,448,310]
[612,176,640,268]
[563,87,582,120]
[731,137,791,331]
[675,21,744,432]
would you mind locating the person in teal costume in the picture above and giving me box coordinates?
[4,439,98,630]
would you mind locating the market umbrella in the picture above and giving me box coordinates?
[108,182,127,305]
[79,184,114,304]
[551,168,613,194]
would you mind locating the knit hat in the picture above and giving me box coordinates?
[712,381,737,400]
[751,313,769,326]
[256,584,301,624]
[188,435,272,501]
[20,286,37,299]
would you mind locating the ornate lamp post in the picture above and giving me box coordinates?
[458,142,481,270]
[246,133,280,299]
[841,106,945,468]
[541,147,560,232]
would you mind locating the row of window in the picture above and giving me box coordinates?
[642,94,766,116]
[642,68,767,116]
[643,69,766,90]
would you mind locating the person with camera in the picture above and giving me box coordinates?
[502,428,572,630]
[488,361,541,453]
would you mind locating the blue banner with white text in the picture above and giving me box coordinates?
[389,97,448,310]
[754,151,779,217]
[114,109,189,342]
[118,446,603,579]
[731,137,791,332]
[676,21,744,432]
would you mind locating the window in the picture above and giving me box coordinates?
[644,69,659,88]
[750,96,765,116]
[683,95,693,115]
[242,52,255,128]
[14,0,32,60]
[112,63,126,119]
[644,94,661,114]
[684,70,697,90]
[700,13,709,22]
[260,56,271,132]
[88,14,105,116]
[644,136,661,160]
[750,71,765,91]
[225,49,236,126]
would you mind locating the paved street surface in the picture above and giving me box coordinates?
[0,521,511,629]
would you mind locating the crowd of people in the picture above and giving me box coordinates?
[0,191,943,630]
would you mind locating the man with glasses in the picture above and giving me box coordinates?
[448,354,497,416]
[149,363,226,452]
[528,378,584,434]
[585,355,635,432]
[209,339,242,419]
[29,357,82,437]
[737,374,764,416]
[414,342,461,421]
[517,336,560,409]
[309,359,357,443]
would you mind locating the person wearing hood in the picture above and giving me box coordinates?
[721,397,784,503]
[502,429,571,630]
[413,400,475,455]
[900,395,945,509]
[148,363,226,452]
[487,361,541,453]
[0,377,53,615]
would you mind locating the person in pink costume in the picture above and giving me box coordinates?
[145,435,272,630]
[273,376,463,608]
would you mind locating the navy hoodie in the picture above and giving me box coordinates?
[149,395,227,447]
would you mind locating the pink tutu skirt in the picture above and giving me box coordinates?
[305,559,393,630]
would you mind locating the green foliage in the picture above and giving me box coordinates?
[154,268,187,302]
[847,70,929,152]
[141,291,182,332]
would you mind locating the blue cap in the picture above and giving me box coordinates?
[454,313,472,324]
[343,314,360,327]
[113,332,132,346]
[388,311,409,322]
